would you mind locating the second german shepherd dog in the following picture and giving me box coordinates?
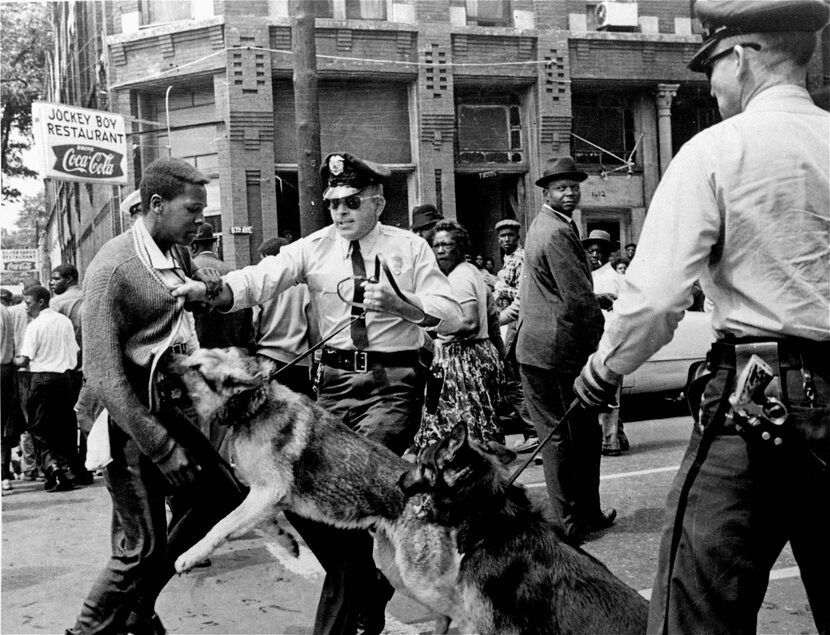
[400,423,649,635]
[167,347,466,633]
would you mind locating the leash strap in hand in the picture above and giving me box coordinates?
[505,399,581,488]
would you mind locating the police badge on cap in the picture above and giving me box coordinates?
[320,152,391,198]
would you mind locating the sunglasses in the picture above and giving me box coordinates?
[323,194,381,210]
[703,42,761,79]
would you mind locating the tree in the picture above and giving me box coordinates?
[1,2,52,201]
[1,192,48,249]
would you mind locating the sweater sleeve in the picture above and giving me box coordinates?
[82,262,176,463]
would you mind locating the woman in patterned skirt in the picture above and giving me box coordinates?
[414,220,504,450]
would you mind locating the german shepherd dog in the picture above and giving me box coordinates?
[167,347,467,633]
[400,423,649,635]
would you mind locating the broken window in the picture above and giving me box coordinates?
[571,92,639,170]
[456,92,524,165]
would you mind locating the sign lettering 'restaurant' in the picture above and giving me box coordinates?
[32,102,128,185]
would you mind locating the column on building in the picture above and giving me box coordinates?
[535,33,574,227]
[655,83,680,177]
[414,31,456,220]
[219,21,277,268]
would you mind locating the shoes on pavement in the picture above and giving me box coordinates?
[602,447,622,457]
[71,471,95,486]
[124,611,167,635]
[511,436,540,453]
[619,434,630,452]
[586,508,617,533]
[44,469,76,492]
[1,479,11,491]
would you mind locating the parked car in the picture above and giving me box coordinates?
[621,310,715,396]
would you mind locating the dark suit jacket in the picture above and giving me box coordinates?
[516,207,603,373]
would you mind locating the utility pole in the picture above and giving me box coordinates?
[292,0,325,235]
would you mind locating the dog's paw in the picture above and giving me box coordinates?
[175,546,211,573]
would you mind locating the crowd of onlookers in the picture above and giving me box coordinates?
[0,208,646,494]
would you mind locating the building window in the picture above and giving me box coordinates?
[142,0,191,25]
[455,90,524,165]
[143,86,218,173]
[345,0,387,20]
[571,92,638,170]
[466,0,513,27]
[272,79,411,165]
[671,88,719,154]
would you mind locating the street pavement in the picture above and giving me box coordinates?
[2,413,817,634]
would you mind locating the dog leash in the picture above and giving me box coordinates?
[271,256,426,380]
[269,312,366,380]
[504,399,581,488]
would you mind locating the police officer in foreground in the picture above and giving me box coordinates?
[174,152,462,635]
[573,1,830,632]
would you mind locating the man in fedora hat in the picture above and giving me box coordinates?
[516,156,614,546]
[573,1,830,632]
[174,151,462,635]
[410,203,443,246]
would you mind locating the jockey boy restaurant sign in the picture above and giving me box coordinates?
[32,102,128,185]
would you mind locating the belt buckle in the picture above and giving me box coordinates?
[354,351,368,373]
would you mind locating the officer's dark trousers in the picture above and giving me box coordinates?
[520,364,603,543]
[647,346,830,634]
[285,362,424,635]
[70,404,246,634]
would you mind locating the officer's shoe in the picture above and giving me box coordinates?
[586,508,617,533]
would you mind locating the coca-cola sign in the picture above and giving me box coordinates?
[52,145,125,179]
[32,102,128,185]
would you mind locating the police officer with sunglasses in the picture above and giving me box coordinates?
[174,151,461,635]
[572,1,830,632]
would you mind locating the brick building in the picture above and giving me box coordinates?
[44,0,830,272]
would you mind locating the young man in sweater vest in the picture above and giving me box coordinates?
[67,158,245,635]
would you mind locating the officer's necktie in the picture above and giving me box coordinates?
[350,240,369,350]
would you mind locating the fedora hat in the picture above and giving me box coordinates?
[193,222,217,243]
[581,229,617,250]
[535,156,588,188]
[411,204,443,231]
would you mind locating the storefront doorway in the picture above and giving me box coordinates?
[455,172,525,267]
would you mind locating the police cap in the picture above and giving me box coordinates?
[689,0,830,72]
[321,152,391,198]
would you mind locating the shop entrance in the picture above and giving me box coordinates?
[455,172,524,267]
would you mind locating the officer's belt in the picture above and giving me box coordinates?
[708,337,830,371]
[321,347,420,373]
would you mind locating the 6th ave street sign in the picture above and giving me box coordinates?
[32,102,128,185]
